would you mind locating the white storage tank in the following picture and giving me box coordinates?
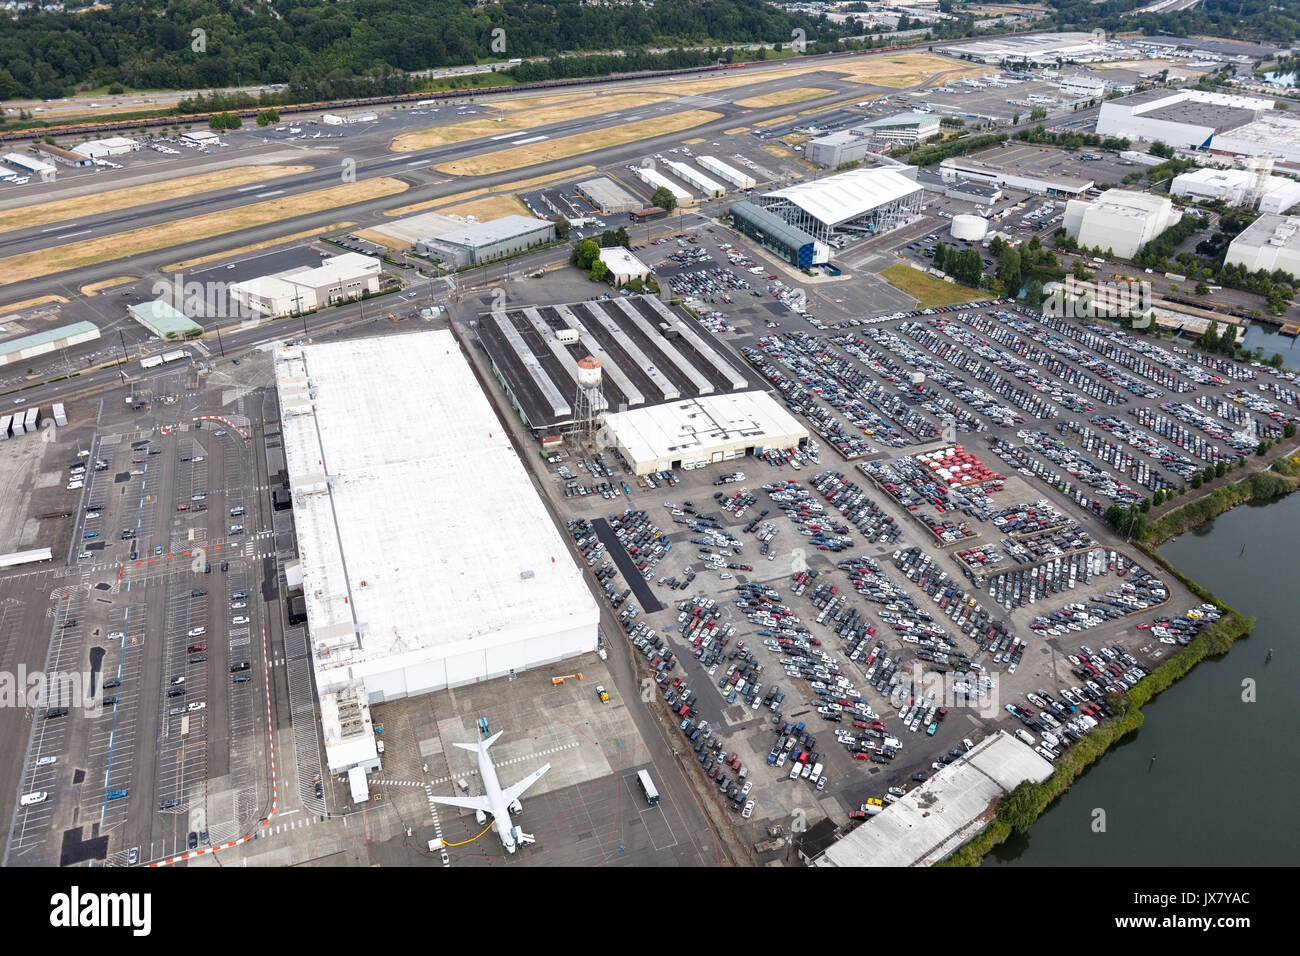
[951,214,989,242]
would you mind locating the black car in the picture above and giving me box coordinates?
[102,697,117,706]
[159,799,180,810]
[233,675,251,683]
[192,589,207,597]
[103,679,121,689]
[167,688,186,697]
[189,655,207,664]
[911,772,928,782]
[44,708,68,719]
[220,561,229,572]
[188,832,198,850]
[229,661,250,672]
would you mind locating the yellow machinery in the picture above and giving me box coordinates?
[551,673,583,685]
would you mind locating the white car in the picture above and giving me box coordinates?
[742,800,755,819]
[232,616,249,625]
[187,627,206,637]
[740,781,753,796]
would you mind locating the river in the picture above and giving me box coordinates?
[987,491,1300,866]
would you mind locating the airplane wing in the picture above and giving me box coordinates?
[502,762,551,806]
[427,793,493,813]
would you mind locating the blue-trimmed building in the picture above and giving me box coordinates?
[729,201,829,268]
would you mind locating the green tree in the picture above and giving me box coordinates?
[650,186,677,213]
[1201,319,1219,350]
[615,225,631,249]
[1270,352,1285,368]
[1025,279,1044,306]
[1140,497,1151,513]
[554,215,570,240]
[589,259,609,283]
[574,239,600,270]
[1202,465,1216,483]
[1285,422,1297,438]
[1190,473,1203,489]
[1195,281,1209,296]
[996,245,1022,295]
[933,242,948,272]
[1215,460,1227,478]
[1071,259,1091,280]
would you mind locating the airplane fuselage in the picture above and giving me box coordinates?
[476,742,519,853]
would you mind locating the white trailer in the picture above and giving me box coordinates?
[0,414,10,439]
[348,766,370,805]
[22,407,39,433]
[140,355,164,369]
[161,349,191,364]
[52,402,67,427]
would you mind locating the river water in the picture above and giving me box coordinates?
[987,492,1300,865]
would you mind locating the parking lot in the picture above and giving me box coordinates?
[1,378,279,866]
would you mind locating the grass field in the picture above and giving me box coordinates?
[880,263,984,308]
[432,111,722,176]
[830,53,981,88]
[754,113,799,128]
[162,222,356,271]
[391,93,670,151]
[734,87,833,108]
[723,126,750,135]
[0,294,67,317]
[0,179,407,284]
[0,165,315,234]
[79,276,136,296]
[487,92,588,112]
[440,194,530,221]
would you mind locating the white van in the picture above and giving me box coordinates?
[20,791,48,806]
[789,762,802,780]
[809,762,824,782]
[1014,728,1036,746]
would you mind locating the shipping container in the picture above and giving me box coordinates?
[52,402,67,427]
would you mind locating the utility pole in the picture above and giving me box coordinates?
[214,325,226,358]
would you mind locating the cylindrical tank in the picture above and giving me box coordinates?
[951,214,989,242]
[577,356,603,387]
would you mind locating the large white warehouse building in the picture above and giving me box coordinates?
[275,331,599,773]
[1224,214,1300,275]
[1171,166,1300,213]
[1097,89,1300,162]
[1062,189,1181,258]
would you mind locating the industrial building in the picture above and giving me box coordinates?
[602,391,808,476]
[1170,165,1300,213]
[0,321,100,368]
[1096,90,1300,162]
[598,247,651,285]
[321,112,378,125]
[0,164,16,182]
[1058,75,1108,100]
[127,300,204,339]
[939,156,1093,197]
[729,200,830,267]
[854,112,942,145]
[72,136,139,160]
[632,165,693,205]
[415,215,555,268]
[1,152,56,181]
[1224,214,1300,274]
[232,252,382,317]
[1062,189,1181,258]
[663,160,726,198]
[758,167,924,243]
[33,143,92,167]
[806,132,876,169]
[576,177,641,214]
[697,156,756,190]
[938,179,1003,204]
[812,732,1054,867]
[179,129,220,147]
[948,31,1114,65]
[274,331,599,775]
[475,294,751,436]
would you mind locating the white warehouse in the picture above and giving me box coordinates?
[275,331,599,774]
[663,160,726,198]
[698,156,756,190]
[633,166,693,205]
[1224,214,1300,274]
[1062,189,1181,258]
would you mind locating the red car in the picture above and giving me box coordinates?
[852,753,871,761]
[187,643,207,652]
[849,809,868,819]
[176,504,190,512]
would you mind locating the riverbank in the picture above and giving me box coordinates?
[936,458,1300,865]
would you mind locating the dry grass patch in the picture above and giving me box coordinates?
[391,93,671,151]
[432,111,723,176]
[0,165,315,234]
[383,166,595,217]
[0,178,408,284]
[827,53,974,88]
[0,294,67,317]
[723,126,750,135]
[79,276,136,296]
[440,194,530,221]
[734,87,833,108]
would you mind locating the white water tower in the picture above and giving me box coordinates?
[571,355,606,438]
[1246,153,1274,210]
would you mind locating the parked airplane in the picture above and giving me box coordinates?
[428,731,550,854]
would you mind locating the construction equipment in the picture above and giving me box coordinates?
[551,673,583,685]
[596,684,609,703]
